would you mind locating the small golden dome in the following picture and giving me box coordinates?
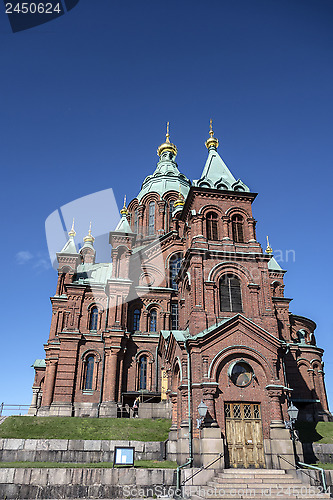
[83,222,95,243]
[68,218,76,238]
[205,119,219,150]
[174,190,185,208]
[157,122,178,157]
[266,235,273,254]
[120,195,129,216]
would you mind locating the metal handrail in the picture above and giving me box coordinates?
[182,453,224,485]
[298,461,328,494]
[0,403,30,416]
[277,454,327,492]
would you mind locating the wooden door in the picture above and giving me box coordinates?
[225,403,265,468]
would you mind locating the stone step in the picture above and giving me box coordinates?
[191,492,330,500]
[207,481,304,488]
[214,476,302,484]
[191,493,331,500]
[220,468,287,474]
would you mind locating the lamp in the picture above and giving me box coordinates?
[198,401,208,418]
[287,404,299,423]
[197,401,208,429]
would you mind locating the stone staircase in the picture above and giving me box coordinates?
[190,469,330,499]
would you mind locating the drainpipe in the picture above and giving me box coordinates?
[155,346,159,393]
[281,343,291,405]
[176,337,193,497]
[97,293,110,418]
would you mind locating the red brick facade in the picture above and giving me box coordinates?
[30,129,330,447]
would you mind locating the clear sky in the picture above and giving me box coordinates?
[1,0,332,412]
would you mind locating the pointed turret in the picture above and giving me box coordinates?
[80,222,96,264]
[55,219,81,294]
[193,120,250,192]
[58,219,78,255]
[136,122,191,202]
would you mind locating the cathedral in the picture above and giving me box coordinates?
[30,122,330,468]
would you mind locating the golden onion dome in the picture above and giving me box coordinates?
[265,235,273,254]
[205,119,219,150]
[68,218,76,238]
[174,190,185,208]
[83,222,95,243]
[157,122,178,157]
[120,195,130,216]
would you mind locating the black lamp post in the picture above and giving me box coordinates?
[287,403,299,464]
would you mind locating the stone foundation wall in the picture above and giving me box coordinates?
[0,468,177,499]
[0,439,166,463]
[302,443,333,464]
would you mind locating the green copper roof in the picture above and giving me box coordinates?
[114,213,135,234]
[136,150,191,202]
[73,262,112,285]
[268,256,285,272]
[32,359,46,368]
[193,148,250,192]
[58,235,78,255]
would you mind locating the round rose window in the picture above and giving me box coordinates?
[229,361,253,387]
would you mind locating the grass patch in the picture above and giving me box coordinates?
[0,460,177,469]
[295,422,333,444]
[0,417,171,441]
[308,462,333,470]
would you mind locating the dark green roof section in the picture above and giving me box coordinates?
[32,359,46,369]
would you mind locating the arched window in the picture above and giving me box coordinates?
[139,356,147,390]
[171,302,179,330]
[89,307,99,330]
[84,355,94,390]
[168,200,175,230]
[170,254,182,290]
[232,215,244,243]
[148,201,155,235]
[220,275,242,312]
[133,208,138,233]
[133,308,141,331]
[206,212,218,241]
[150,309,157,332]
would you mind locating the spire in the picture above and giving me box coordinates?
[266,236,273,254]
[120,195,129,216]
[83,221,95,244]
[205,119,219,150]
[157,121,178,157]
[68,218,76,238]
[193,122,250,192]
[59,218,78,254]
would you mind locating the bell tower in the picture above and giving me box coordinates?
[178,122,273,336]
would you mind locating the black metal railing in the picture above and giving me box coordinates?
[277,454,327,493]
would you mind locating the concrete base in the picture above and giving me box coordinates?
[36,403,73,417]
[73,402,99,418]
[193,427,224,468]
[265,420,303,469]
[176,423,190,465]
[98,401,117,418]
[138,401,171,419]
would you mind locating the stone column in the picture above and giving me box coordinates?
[42,360,57,407]
[103,349,118,402]
[222,216,231,240]
[247,217,257,242]
[28,388,39,415]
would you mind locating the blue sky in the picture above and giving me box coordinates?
[1,0,332,411]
